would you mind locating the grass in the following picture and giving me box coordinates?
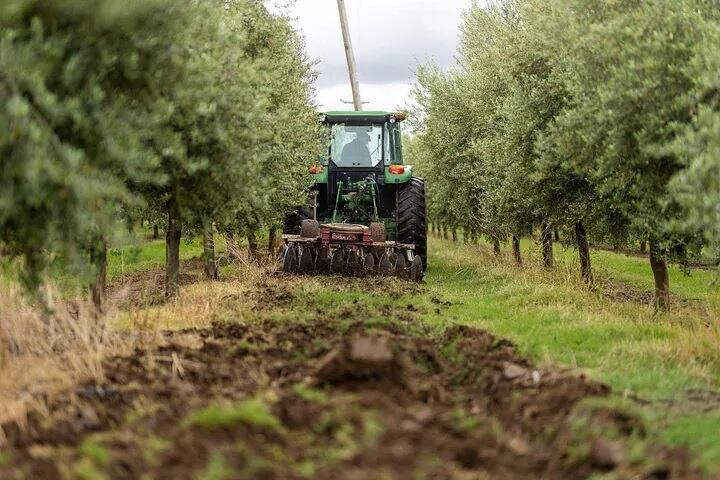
[422,237,719,395]
[545,238,717,300]
[418,236,720,471]
[107,236,214,283]
[187,397,284,434]
[4,230,719,472]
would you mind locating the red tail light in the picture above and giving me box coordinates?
[389,165,405,174]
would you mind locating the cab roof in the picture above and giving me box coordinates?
[322,111,406,124]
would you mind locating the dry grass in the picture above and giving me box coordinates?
[0,283,136,443]
[111,260,274,331]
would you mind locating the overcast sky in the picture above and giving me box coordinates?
[267,0,475,111]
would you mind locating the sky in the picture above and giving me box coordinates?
[267,0,476,112]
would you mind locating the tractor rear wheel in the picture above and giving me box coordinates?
[397,177,427,271]
[283,206,314,235]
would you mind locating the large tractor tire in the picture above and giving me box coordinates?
[283,206,314,235]
[397,177,427,271]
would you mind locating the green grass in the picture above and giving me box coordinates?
[660,411,720,468]
[106,237,207,282]
[0,230,219,294]
[545,239,717,300]
[198,453,232,480]
[187,397,284,434]
[422,238,720,392]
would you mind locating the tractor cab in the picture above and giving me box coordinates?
[312,111,411,226]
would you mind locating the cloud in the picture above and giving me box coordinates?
[268,0,475,110]
[314,81,413,112]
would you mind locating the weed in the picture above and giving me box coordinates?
[142,436,171,466]
[79,438,111,468]
[72,437,110,480]
[452,407,481,432]
[0,284,131,432]
[362,412,385,445]
[187,397,284,434]
[293,384,328,404]
[198,452,231,480]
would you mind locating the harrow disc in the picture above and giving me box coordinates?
[363,251,375,269]
[330,250,346,274]
[299,247,314,273]
[379,252,393,272]
[410,255,424,281]
[395,253,407,270]
[282,245,297,273]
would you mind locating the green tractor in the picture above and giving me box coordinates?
[282,111,427,280]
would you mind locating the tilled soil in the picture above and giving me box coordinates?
[0,283,704,479]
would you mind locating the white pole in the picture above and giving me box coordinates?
[336,0,363,111]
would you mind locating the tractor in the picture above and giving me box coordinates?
[281,111,427,281]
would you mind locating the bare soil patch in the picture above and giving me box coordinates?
[600,279,706,313]
[0,282,704,479]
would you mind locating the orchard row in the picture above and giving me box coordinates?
[408,0,720,309]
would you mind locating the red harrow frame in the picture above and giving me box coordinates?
[281,223,423,281]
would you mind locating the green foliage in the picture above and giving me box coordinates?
[0,0,320,291]
[412,0,720,275]
[0,0,182,287]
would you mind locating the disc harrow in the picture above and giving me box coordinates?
[281,222,424,281]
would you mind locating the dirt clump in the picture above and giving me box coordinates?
[314,334,404,386]
[0,312,704,479]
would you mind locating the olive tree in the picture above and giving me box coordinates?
[537,0,713,308]
[0,0,196,303]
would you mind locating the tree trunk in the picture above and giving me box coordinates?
[165,208,181,297]
[554,229,560,242]
[471,229,478,245]
[639,240,647,254]
[649,242,670,312]
[202,223,218,280]
[575,221,592,284]
[512,235,522,266]
[441,225,448,240]
[153,224,159,240]
[225,231,243,263]
[431,222,437,236]
[90,237,108,311]
[492,237,501,256]
[247,229,259,260]
[268,227,279,257]
[451,228,458,242]
[541,223,554,268]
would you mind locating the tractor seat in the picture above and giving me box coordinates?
[321,223,369,234]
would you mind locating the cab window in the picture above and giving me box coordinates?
[330,124,383,167]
